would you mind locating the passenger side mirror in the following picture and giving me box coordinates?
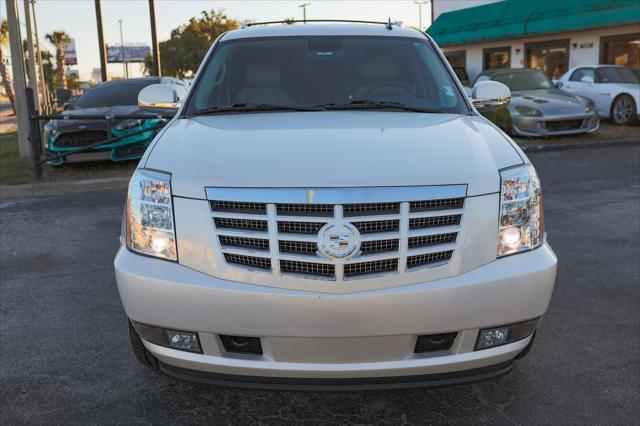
[580,76,594,85]
[471,81,510,112]
[553,80,563,89]
[138,84,182,116]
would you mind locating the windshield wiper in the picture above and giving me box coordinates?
[315,100,445,113]
[192,103,323,115]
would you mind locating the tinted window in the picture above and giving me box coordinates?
[72,80,158,108]
[491,70,552,91]
[187,36,467,114]
[596,67,639,84]
[569,68,595,82]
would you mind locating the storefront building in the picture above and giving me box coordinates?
[427,0,640,83]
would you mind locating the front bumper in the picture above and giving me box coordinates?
[115,243,557,386]
[511,112,599,137]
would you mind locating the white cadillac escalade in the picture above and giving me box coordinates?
[115,22,557,390]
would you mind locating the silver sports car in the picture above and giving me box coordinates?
[475,68,599,137]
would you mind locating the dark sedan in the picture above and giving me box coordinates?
[44,77,188,164]
[475,68,599,137]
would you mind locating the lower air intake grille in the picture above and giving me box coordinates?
[344,259,399,277]
[407,251,453,268]
[224,253,271,270]
[280,260,335,277]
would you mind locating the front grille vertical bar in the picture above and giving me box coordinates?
[398,201,410,272]
[334,204,345,282]
[266,203,281,276]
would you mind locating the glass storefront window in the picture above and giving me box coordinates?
[483,47,510,70]
[601,33,640,70]
[525,40,569,80]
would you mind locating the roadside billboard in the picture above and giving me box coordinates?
[107,44,151,63]
[63,39,77,65]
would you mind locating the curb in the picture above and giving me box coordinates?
[518,138,640,153]
[1,139,638,199]
[0,176,130,199]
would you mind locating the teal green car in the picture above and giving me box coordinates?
[45,77,188,164]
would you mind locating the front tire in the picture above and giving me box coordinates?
[611,94,637,125]
[129,320,159,371]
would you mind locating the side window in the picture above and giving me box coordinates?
[570,68,594,82]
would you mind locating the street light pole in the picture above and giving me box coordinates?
[23,0,40,110]
[31,0,51,110]
[148,0,161,76]
[94,0,108,82]
[414,1,429,31]
[298,3,310,23]
[118,19,128,78]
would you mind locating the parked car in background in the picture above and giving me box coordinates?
[44,77,188,165]
[556,65,640,125]
[475,68,599,137]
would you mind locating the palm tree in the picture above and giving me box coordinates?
[0,20,16,114]
[45,30,70,89]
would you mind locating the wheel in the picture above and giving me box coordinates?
[611,94,637,125]
[128,320,159,371]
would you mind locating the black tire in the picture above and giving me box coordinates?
[128,320,159,371]
[611,94,638,125]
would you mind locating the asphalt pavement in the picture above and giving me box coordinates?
[1,146,639,425]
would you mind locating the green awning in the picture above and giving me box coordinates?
[427,0,640,47]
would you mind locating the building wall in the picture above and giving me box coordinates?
[441,24,639,82]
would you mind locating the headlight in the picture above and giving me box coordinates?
[498,165,543,257]
[515,105,542,116]
[114,118,145,131]
[126,169,177,261]
[43,121,58,136]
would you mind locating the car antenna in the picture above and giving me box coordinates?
[386,18,393,30]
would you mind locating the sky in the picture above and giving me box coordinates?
[2,0,434,80]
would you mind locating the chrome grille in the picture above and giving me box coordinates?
[208,186,466,280]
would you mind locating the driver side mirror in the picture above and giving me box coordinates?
[471,81,511,112]
[138,84,182,116]
[580,76,594,85]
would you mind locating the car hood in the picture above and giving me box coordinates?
[511,89,588,115]
[145,111,524,198]
[53,105,145,131]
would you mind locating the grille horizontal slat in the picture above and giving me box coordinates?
[277,204,333,217]
[408,233,457,249]
[279,240,317,256]
[410,198,464,213]
[211,200,266,215]
[214,217,268,232]
[280,260,335,277]
[407,250,453,268]
[278,221,325,235]
[224,253,271,270]
[344,202,400,217]
[344,258,398,277]
[409,215,461,230]
[360,239,399,255]
[352,220,400,234]
[219,235,269,251]
[53,131,108,148]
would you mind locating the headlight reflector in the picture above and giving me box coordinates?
[515,105,542,116]
[126,169,177,261]
[498,165,543,257]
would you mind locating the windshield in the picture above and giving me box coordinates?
[186,36,467,115]
[490,70,553,91]
[72,80,157,109]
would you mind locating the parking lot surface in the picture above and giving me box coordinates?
[1,146,639,425]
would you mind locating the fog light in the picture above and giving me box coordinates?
[414,333,457,353]
[133,321,202,353]
[476,318,539,350]
[220,335,263,355]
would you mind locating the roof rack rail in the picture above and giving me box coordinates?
[245,19,395,29]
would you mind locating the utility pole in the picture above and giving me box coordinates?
[148,0,161,76]
[23,0,40,111]
[31,0,50,111]
[6,0,32,157]
[298,3,310,23]
[118,19,128,78]
[414,1,429,31]
[94,0,108,81]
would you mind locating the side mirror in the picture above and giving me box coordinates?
[471,81,511,112]
[580,76,594,85]
[138,84,182,115]
[554,81,563,89]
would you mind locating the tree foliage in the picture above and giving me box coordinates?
[45,30,71,89]
[144,10,239,78]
